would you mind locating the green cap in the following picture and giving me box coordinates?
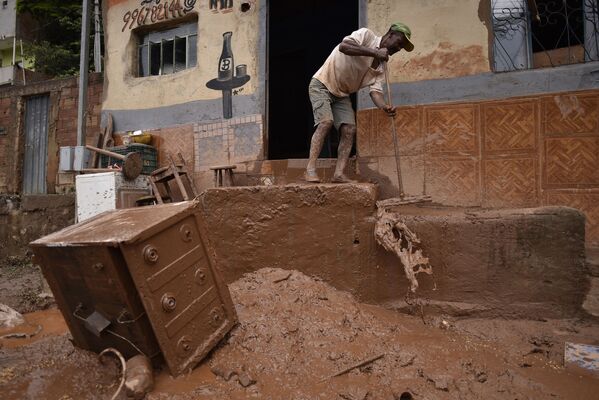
[390,22,414,52]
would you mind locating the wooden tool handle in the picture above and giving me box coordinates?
[85,145,126,161]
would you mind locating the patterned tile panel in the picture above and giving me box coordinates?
[356,109,376,157]
[545,191,599,245]
[483,101,537,153]
[483,158,538,207]
[544,137,599,187]
[425,157,480,206]
[543,95,599,136]
[425,105,478,155]
[151,125,195,168]
[374,108,392,156]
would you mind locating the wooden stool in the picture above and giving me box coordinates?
[149,158,197,204]
[209,165,236,187]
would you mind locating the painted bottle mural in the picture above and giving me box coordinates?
[206,31,250,119]
[218,32,234,81]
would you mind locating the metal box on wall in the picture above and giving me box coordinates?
[31,201,238,376]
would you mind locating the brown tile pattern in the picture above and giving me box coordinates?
[356,89,599,243]
[543,95,599,136]
[151,125,195,168]
[545,137,599,187]
[425,105,478,155]
[426,158,480,206]
[483,101,536,153]
[483,158,538,207]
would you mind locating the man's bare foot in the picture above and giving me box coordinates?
[305,169,321,183]
[332,174,357,184]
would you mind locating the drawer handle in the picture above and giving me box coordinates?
[143,245,159,264]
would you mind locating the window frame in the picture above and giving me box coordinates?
[137,22,198,78]
[491,0,599,72]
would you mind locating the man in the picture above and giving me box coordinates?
[305,23,414,183]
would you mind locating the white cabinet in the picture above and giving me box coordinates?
[75,172,151,222]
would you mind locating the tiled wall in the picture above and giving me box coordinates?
[194,114,264,167]
[357,89,599,245]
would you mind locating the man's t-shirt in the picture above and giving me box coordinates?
[313,28,385,98]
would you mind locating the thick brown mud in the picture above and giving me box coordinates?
[1,268,598,399]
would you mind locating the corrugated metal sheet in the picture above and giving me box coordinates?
[23,95,50,194]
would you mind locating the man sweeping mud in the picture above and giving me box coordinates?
[305,23,414,183]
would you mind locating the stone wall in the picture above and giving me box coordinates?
[357,88,599,245]
[0,74,103,194]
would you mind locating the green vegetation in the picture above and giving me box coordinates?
[17,0,90,77]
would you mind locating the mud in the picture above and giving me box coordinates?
[2,268,599,399]
[199,184,588,319]
[0,256,54,314]
[0,195,75,259]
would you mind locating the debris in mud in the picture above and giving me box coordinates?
[564,342,599,377]
[374,207,434,292]
[125,355,155,399]
[0,304,24,328]
[3,268,599,399]
[323,353,385,381]
[237,372,256,387]
[0,324,41,339]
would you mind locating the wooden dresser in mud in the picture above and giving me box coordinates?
[30,201,237,376]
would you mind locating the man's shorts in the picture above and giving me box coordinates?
[309,78,355,131]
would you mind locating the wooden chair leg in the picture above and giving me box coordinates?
[149,179,164,204]
[172,167,190,200]
[224,169,234,187]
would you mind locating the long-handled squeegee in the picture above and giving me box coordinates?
[381,62,431,207]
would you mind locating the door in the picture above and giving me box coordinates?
[23,95,50,194]
[267,0,359,159]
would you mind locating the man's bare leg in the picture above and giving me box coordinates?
[332,123,357,182]
[306,120,333,182]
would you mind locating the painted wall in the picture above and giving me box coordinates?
[103,0,263,131]
[366,0,491,84]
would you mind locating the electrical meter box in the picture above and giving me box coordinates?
[30,201,238,376]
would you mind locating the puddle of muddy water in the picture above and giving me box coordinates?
[0,308,67,349]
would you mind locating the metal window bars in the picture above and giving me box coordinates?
[492,0,599,71]
[138,32,197,77]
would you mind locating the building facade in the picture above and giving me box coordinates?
[101,0,599,243]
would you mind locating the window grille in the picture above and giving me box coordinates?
[492,0,599,71]
[138,22,197,77]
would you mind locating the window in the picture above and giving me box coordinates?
[2,1,8,10]
[491,0,599,71]
[138,22,197,77]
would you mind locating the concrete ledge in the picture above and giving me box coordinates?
[385,205,588,319]
[199,184,378,292]
[199,184,588,319]
[21,194,75,211]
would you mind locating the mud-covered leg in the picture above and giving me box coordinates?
[306,120,333,182]
[333,124,356,182]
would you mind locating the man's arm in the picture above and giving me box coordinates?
[339,40,389,61]
[370,91,396,117]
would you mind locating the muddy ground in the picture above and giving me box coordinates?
[1,265,599,399]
